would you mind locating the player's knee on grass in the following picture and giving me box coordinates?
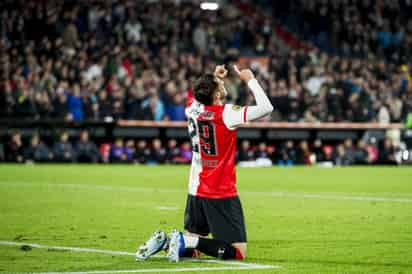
[195,238,245,260]
[181,248,197,258]
[182,231,246,260]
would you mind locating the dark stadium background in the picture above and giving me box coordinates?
[1,0,412,165]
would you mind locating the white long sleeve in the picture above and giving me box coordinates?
[245,79,274,122]
[222,79,274,130]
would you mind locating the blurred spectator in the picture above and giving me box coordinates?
[333,144,346,166]
[135,140,151,164]
[322,144,335,162]
[366,141,379,163]
[125,17,142,43]
[24,134,52,162]
[7,132,24,162]
[34,91,53,119]
[332,139,359,166]
[15,88,36,119]
[378,138,397,165]
[149,139,167,164]
[166,139,181,164]
[53,132,74,162]
[110,138,127,163]
[193,22,208,52]
[166,94,186,121]
[237,140,254,162]
[83,98,100,121]
[62,20,79,49]
[125,140,136,163]
[245,142,272,167]
[180,142,193,164]
[124,88,144,120]
[142,95,165,121]
[277,140,297,166]
[312,139,326,162]
[75,130,99,163]
[52,93,69,120]
[343,138,356,165]
[254,142,271,161]
[296,140,311,165]
[378,102,391,124]
[67,85,84,121]
[98,90,113,120]
[99,143,112,163]
[0,143,4,161]
[354,140,369,165]
[0,82,16,118]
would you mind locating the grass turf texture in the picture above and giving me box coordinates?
[0,165,412,273]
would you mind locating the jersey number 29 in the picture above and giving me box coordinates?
[188,118,217,156]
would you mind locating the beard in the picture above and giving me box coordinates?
[219,88,227,100]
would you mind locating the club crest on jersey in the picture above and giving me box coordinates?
[232,105,242,111]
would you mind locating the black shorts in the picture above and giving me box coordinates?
[184,194,247,243]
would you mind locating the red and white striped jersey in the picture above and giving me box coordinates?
[185,91,247,199]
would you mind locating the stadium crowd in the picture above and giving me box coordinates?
[266,0,412,63]
[1,131,399,166]
[0,0,411,124]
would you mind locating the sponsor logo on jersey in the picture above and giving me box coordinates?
[201,159,218,168]
[199,111,215,120]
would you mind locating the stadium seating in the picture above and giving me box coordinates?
[0,0,411,165]
[1,0,411,123]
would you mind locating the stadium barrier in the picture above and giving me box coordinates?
[2,120,411,164]
[0,120,408,143]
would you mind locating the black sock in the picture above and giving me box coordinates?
[196,238,237,260]
[181,248,195,257]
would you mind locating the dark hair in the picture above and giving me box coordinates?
[193,74,218,105]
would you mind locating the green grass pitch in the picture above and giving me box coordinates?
[0,165,412,273]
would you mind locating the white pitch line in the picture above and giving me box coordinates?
[2,181,412,203]
[156,206,178,211]
[0,241,279,273]
[0,241,134,256]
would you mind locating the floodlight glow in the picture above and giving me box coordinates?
[200,2,219,10]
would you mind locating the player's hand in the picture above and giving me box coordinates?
[214,65,228,79]
[233,65,255,82]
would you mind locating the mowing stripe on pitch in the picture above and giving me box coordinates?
[20,265,276,274]
[0,241,279,273]
[2,181,412,203]
[245,191,412,203]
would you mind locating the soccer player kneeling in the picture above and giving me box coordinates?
[136,65,273,262]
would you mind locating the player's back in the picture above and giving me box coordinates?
[186,100,239,199]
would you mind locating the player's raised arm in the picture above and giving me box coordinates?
[234,65,274,120]
[223,66,274,129]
